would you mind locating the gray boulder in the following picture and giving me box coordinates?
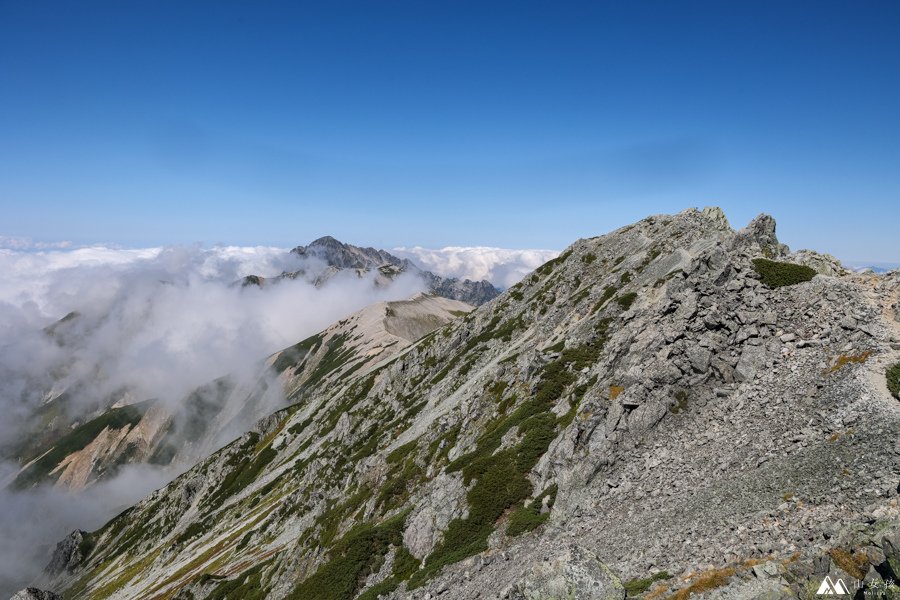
[45,530,87,576]
[884,531,900,580]
[736,345,767,382]
[505,545,625,600]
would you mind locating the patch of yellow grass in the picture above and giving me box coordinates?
[829,548,869,580]
[741,556,771,568]
[828,351,870,373]
[609,385,625,400]
[645,582,671,600]
[669,567,736,600]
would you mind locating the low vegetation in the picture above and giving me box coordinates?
[507,484,557,536]
[592,285,617,313]
[616,292,638,310]
[413,339,607,586]
[751,258,816,288]
[272,333,323,373]
[623,570,671,595]
[204,561,271,600]
[534,249,573,277]
[202,433,277,509]
[670,390,689,414]
[355,545,421,600]
[288,512,408,600]
[828,547,870,580]
[828,351,870,373]
[670,566,735,600]
[887,362,900,399]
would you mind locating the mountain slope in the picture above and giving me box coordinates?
[9,295,471,493]
[37,208,900,600]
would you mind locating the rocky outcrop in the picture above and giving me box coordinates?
[9,590,60,600]
[790,249,847,276]
[45,530,87,576]
[41,208,900,600]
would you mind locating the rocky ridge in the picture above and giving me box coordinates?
[31,208,900,600]
[287,236,500,305]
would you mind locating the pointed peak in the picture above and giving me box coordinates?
[308,235,345,247]
[737,212,789,258]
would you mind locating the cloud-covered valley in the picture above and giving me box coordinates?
[392,245,559,289]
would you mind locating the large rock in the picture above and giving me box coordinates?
[402,473,467,559]
[45,530,87,576]
[736,213,789,257]
[505,545,625,600]
[628,400,667,433]
[9,589,61,600]
[790,249,845,277]
[735,345,768,382]
[884,531,900,580]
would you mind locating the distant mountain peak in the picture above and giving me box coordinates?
[308,235,341,245]
[288,236,500,304]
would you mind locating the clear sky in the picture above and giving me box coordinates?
[1,1,898,261]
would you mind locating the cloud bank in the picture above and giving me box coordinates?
[392,246,560,289]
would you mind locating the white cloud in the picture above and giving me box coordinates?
[0,244,426,417]
[393,246,560,289]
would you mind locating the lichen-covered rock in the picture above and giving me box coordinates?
[504,545,625,600]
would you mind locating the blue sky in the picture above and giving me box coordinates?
[1,1,898,261]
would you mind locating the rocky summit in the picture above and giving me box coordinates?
[26,208,900,600]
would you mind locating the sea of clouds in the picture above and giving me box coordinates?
[392,245,559,289]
